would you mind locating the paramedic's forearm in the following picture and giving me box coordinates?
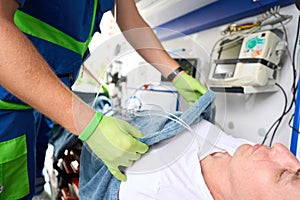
[0,0,93,135]
[115,0,179,78]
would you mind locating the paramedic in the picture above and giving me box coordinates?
[0,0,207,199]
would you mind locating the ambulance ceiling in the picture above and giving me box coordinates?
[136,0,295,41]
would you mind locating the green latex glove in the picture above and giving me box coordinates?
[173,72,208,105]
[79,112,149,181]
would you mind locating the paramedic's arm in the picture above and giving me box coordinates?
[0,1,148,181]
[0,0,94,134]
[115,0,180,78]
[115,0,208,104]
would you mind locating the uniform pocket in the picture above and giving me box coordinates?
[0,135,29,199]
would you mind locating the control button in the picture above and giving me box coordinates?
[246,38,257,49]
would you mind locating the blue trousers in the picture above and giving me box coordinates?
[0,109,53,199]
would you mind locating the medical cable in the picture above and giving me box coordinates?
[126,82,161,100]
[287,14,300,134]
[129,103,222,158]
[124,82,192,132]
[269,18,299,144]
[214,5,292,61]
[120,82,221,155]
[269,83,288,146]
[81,53,222,156]
[254,1,297,145]
[88,73,193,134]
[210,2,296,145]
[89,81,221,161]
[258,4,298,146]
[256,5,293,30]
[132,104,193,133]
[261,83,288,146]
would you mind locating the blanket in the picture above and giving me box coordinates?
[79,90,216,200]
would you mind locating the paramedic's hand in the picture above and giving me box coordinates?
[173,72,208,105]
[79,112,148,181]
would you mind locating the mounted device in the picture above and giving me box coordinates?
[208,29,286,93]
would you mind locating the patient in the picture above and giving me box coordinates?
[119,120,300,200]
[79,90,300,200]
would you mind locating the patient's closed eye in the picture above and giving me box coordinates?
[278,169,296,182]
[279,169,288,180]
[279,169,300,184]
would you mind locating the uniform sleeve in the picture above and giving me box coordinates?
[17,0,26,7]
[100,0,114,12]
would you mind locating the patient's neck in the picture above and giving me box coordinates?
[200,152,232,200]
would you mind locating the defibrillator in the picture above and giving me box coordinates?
[208,29,286,93]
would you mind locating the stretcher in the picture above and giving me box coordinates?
[48,126,81,200]
[45,92,112,200]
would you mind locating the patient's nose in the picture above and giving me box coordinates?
[271,143,300,170]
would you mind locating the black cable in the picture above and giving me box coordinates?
[254,2,299,145]
[269,83,288,146]
[288,113,300,133]
[285,14,300,135]
[292,15,300,92]
[261,83,288,145]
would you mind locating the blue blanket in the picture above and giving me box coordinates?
[79,90,215,200]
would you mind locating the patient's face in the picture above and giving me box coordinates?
[229,143,300,200]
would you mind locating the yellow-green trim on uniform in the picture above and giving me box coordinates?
[8,0,99,110]
[0,100,31,110]
[0,135,29,199]
[14,0,98,57]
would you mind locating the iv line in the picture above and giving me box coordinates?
[133,104,193,133]
[85,66,219,153]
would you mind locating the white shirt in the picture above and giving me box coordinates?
[119,120,252,200]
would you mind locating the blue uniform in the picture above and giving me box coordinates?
[0,0,113,199]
